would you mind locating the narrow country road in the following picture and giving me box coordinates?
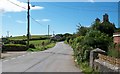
[2,42,82,72]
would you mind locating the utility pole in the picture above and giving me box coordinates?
[7,31,9,38]
[27,0,30,49]
[48,25,50,37]
[53,31,55,36]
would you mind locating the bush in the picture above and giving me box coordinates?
[83,30,112,52]
[2,38,10,44]
[2,44,27,52]
[29,44,35,49]
[108,49,120,58]
[11,40,26,45]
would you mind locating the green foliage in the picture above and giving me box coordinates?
[77,25,89,36]
[84,30,112,51]
[28,39,56,52]
[29,44,35,49]
[4,44,26,47]
[67,30,112,65]
[8,35,48,40]
[91,21,116,36]
[115,28,120,32]
[66,14,118,73]
[29,40,50,46]
[79,61,94,74]
[2,38,10,44]
[108,43,120,58]
[108,49,120,58]
[11,40,26,45]
[28,43,56,52]
[2,44,27,52]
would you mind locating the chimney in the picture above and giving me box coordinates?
[95,18,100,23]
[103,13,109,22]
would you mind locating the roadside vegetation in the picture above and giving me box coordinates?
[2,35,56,52]
[65,14,120,73]
[8,35,48,40]
[28,39,56,51]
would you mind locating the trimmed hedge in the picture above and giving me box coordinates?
[2,44,27,52]
[10,40,26,45]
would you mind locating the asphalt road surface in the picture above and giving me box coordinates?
[2,42,82,72]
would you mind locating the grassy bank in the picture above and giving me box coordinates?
[74,60,99,74]
[28,40,56,51]
[8,35,48,40]
[28,42,56,51]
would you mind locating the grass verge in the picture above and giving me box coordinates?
[27,42,56,52]
[74,58,99,74]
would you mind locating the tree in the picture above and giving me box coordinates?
[77,24,89,36]
[83,30,112,51]
[92,20,116,36]
[63,33,72,37]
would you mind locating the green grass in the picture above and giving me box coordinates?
[9,35,48,40]
[27,39,55,51]
[29,40,49,45]
[77,61,99,74]
[28,42,56,51]
[4,44,26,47]
[79,61,93,74]
[74,58,97,74]
[108,49,120,58]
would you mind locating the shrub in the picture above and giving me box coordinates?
[2,44,27,52]
[91,20,116,36]
[11,40,26,45]
[108,49,120,58]
[2,38,10,44]
[29,44,35,49]
[83,30,112,52]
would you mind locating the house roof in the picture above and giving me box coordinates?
[113,33,120,37]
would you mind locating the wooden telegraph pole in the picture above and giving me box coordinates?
[27,0,30,49]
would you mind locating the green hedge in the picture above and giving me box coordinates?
[2,44,27,52]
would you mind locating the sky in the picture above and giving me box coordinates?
[0,0,119,37]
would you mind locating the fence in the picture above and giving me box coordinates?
[98,54,120,67]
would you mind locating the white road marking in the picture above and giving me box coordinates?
[17,56,22,58]
[22,55,25,57]
[11,58,15,60]
[3,60,9,62]
[31,52,34,54]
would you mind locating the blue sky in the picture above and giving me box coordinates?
[1,1,119,37]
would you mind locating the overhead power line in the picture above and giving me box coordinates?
[30,16,45,26]
[6,0,44,26]
[7,0,118,12]
[7,0,26,9]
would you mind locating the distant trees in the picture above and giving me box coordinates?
[52,33,73,41]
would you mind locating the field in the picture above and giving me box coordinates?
[9,35,48,40]
[29,40,49,45]
[28,39,56,51]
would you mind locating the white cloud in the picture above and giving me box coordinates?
[0,0,44,13]
[16,20,26,24]
[35,20,41,22]
[36,19,51,22]
[41,19,51,22]
[89,0,94,2]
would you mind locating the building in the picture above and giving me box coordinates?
[113,33,120,44]
[113,32,120,51]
